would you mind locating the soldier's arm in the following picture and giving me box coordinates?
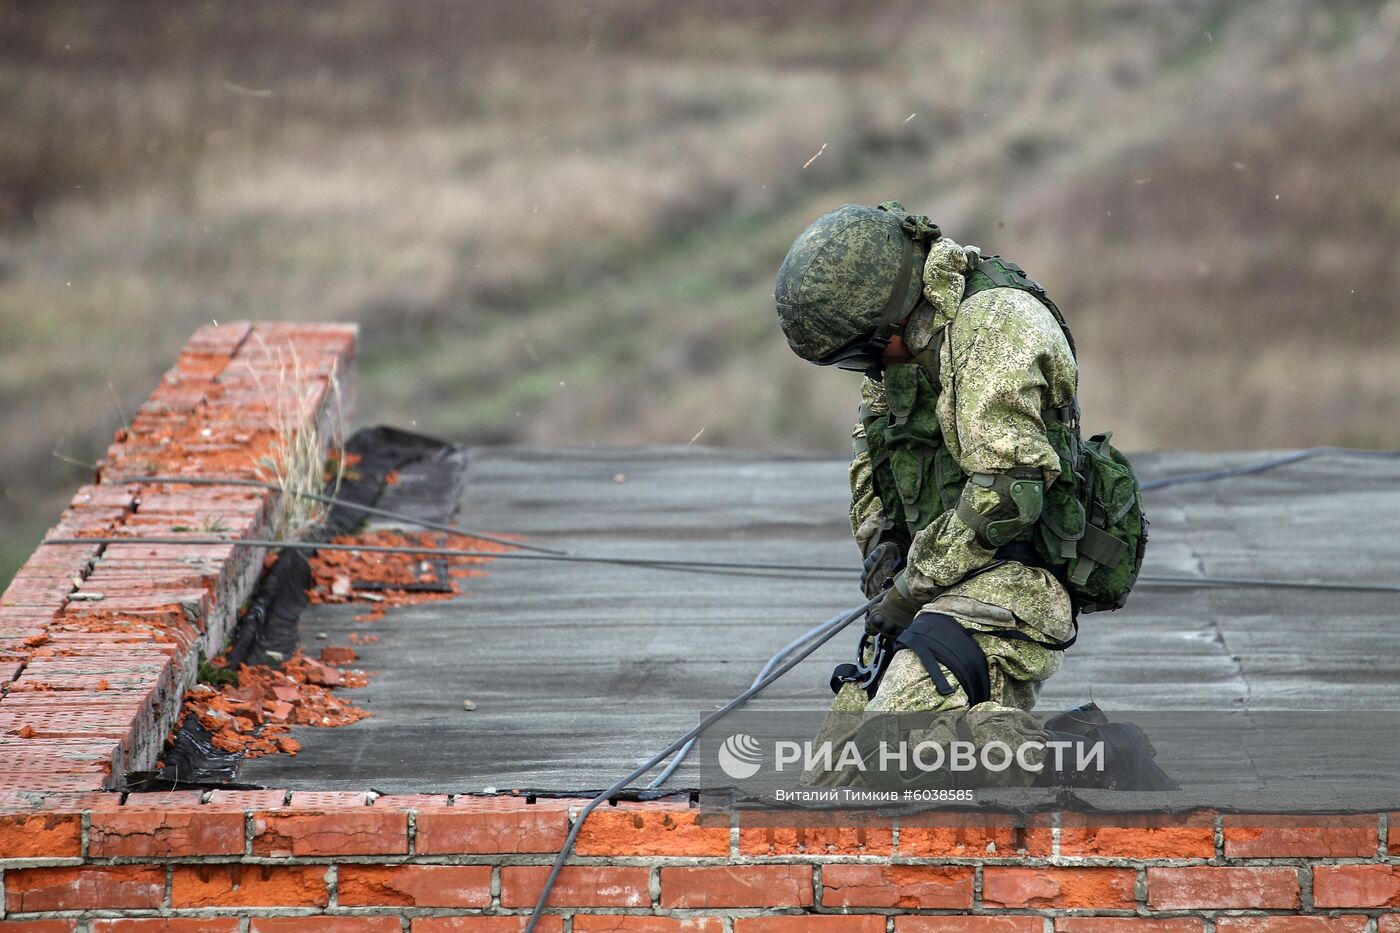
[903,295,1065,597]
[849,376,890,555]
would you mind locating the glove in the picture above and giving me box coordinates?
[865,573,923,637]
[860,540,906,598]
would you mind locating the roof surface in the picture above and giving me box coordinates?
[238,446,1400,798]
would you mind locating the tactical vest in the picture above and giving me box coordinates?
[861,256,1146,615]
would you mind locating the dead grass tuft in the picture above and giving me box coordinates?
[249,335,346,542]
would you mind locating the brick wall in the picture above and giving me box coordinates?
[0,322,356,789]
[2,794,1399,929]
[2,324,1396,929]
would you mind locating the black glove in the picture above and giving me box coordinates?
[865,573,922,638]
[860,540,906,598]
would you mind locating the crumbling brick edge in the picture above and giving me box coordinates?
[0,321,356,790]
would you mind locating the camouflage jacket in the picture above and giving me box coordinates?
[849,239,1078,643]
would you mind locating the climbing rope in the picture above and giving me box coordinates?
[521,596,879,933]
[44,535,854,579]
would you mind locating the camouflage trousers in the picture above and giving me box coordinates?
[806,587,1066,789]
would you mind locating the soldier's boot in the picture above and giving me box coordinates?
[1036,703,1179,791]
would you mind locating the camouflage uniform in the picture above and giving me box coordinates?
[828,238,1078,783]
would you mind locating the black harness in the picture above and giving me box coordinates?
[894,612,992,706]
[830,544,1078,702]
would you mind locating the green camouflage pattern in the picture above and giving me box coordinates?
[1048,434,1148,611]
[774,204,925,363]
[862,362,967,535]
[811,634,1054,788]
[820,238,1079,786]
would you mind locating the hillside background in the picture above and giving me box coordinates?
[3,0,1399,585]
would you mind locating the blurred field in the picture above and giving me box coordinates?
[3,0,1399,585]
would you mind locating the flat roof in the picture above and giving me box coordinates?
[238,446,1400,798]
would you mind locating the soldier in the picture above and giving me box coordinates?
[774,201,1173,790]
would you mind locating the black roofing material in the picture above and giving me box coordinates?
[363,426,471,530]
[320,425,468,538]
[140,717,242,787]
[223,549,311,671]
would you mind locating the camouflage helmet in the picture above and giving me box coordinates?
[774,200,940,369]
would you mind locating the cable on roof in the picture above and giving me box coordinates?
[105,447,1400,580]
[114,475,568,557]
[1137,573,1400,595]
[46,536,1400,595]
[44,535,854,579]
[522,596,878,932]
[1139,447,1400,492]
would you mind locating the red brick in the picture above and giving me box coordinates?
[373,793,453,808]
[897,820,1052,856]
[250,920,403,933]
[417,802,569,854]
[1224,815,1377,858]
[736,919,884,933]
[252,808,406,856]
[1,790,119,812]
[205,788,286,810]
[1313,864,1400,908]
[500,865,650,908]
[1381,919,1400,933]
[983,866,1136,909]
[660,864,812,908]
[5,865,164,912]
[0,922,77,932]
[288,790,370,807]
[90,808,244,857]
[577,801,729,856]
[897,920,1044,933]
[1057,921,1205,933]
[822,863,973,908]
[1215,918,1370,932]
[1148,866,1300,910]
[93,922,241,933]
[574,919,724,933]
[738,823,892,856]
[120,790,206,809]
[169,863,329,907]
[413,918,564,933]
[1060,820,1214,859]
[0,811,81,858]
[338,864,492,907]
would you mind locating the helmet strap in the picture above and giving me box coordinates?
[872,224,917,348]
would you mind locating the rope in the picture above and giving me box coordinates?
[1140,447,1400,492]
[44,536,854,579]
[45,536,1400,596]
[105,447,1400,581]
[114,475,567,557]
[522,596,878,932]
[1138,573,1400,595]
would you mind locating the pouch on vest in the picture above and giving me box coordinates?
[966,256,1148,613]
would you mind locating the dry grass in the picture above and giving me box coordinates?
[2,0,1398,585]
[249,337,347,541]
